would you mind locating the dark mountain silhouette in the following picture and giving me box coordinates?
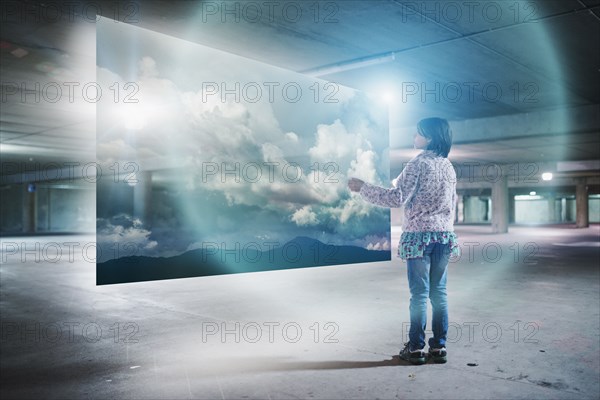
[97,236,390,285]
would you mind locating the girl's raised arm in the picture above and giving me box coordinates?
[356,158,421,208]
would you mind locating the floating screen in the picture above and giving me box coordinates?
[96,17,391,284]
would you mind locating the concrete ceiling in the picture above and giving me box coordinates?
[1,0,599,176]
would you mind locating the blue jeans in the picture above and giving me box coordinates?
[406,242,450,351]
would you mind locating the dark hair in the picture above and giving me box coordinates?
[417,117,453,158]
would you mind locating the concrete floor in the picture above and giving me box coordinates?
[1,225,599,400]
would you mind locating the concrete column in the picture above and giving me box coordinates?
[463,195,472,222]
[508,195,515,224]
[547,195,556,223]
[456,194,464,223]
[133,171,152,228]
[575,178,589,228]
[491,176,509,233]
[22,183,37,233]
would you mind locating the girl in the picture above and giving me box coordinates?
[348,117,459,365]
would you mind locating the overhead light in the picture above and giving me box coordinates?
[542,172,553,181]
[529,191,536,196]
[301,53,396,77]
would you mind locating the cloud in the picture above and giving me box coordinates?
[96,214,158,262]
[366,239,390,251]
[347,148,380,185]
[322,194,374,225]
[309,118,361,165]
[291,205,319,226]
[139,56,158,78]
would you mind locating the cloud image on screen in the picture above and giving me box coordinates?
[96,17,391,285]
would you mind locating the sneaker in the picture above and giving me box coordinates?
[399,342,426,365]
[428,347,447,363]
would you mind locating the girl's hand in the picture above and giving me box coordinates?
[348,177,365,192]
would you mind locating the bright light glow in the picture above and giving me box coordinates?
[0,143,85,157]
[117,91,168,131]
[516,195,543,200]
[121,105,147,130]
[529,191,537,196]
[382,91,395,104]
[542,172,553,181]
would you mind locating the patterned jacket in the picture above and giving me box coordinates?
[359,150,457,232]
